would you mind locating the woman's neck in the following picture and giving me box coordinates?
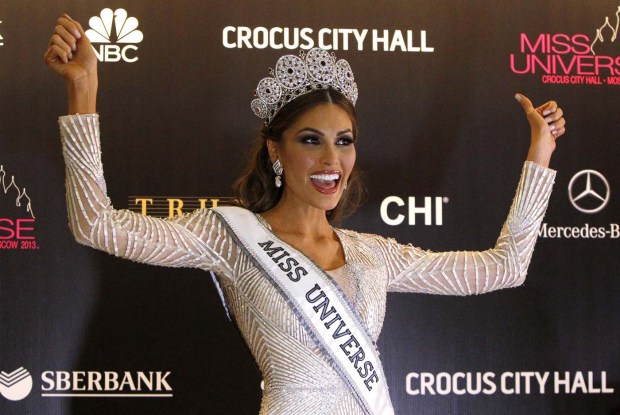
[259,196,345,271]
[260,201,333,242]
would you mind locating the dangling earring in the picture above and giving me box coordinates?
[343,181,348,191]
[273,159,283,188]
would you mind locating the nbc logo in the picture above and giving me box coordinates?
[0,368,33,401]
[85,8,143,63]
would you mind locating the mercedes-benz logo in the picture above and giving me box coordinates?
[568,170,610,214]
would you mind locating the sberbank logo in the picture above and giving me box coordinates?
[0,367,33,401]
[1,367,173,401]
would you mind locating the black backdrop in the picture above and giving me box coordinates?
[1,1,619,414]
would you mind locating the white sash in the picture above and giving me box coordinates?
[212,206,394,415]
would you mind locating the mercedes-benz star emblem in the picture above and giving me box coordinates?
[568,170,610,214]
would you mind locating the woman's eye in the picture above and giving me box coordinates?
[301,136,321,145]
[337,136,354,146]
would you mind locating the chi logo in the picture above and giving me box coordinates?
[0,368,33,401]
[380,196,449,226]
[85,8,143,63]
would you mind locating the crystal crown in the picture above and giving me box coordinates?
[251,48,358,126]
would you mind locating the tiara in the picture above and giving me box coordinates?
[251,48,358,126]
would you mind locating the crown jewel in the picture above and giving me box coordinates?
[251,48,358,126]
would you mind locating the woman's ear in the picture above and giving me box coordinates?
[266,139,279,163]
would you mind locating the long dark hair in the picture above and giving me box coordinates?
[234,87,366,223]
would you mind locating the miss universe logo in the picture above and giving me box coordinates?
[510,6,620,85]
[0,165,38,251]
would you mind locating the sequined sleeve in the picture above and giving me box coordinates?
[381,161,556,295]
[58,114,234,277]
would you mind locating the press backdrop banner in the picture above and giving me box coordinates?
[1,1,619,414]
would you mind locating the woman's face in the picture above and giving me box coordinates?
[268,103,356,213]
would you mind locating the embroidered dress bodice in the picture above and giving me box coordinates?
[59,114,556,414]
[326,265,355,301]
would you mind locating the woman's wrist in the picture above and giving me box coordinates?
[526,143,554,168]
[66,75,98,115]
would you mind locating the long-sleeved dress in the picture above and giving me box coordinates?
[59,113,556,414]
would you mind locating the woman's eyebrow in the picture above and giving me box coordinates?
[296,127,324,135]
[296,127,353,135]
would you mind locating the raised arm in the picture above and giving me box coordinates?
[383,95,565,295]
[45,16,234,274]
[44,14,97,114]
[383,161,555,295]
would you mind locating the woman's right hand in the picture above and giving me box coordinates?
[44,14,98,114]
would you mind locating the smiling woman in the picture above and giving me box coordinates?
[45,13,566,415]
[236,88,365,223]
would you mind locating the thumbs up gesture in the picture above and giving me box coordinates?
[515,93,566,168]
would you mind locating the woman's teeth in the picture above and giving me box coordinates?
[310,173,340,181]
[310,173,341,191]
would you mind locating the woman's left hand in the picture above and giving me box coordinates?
[515,93,566,168]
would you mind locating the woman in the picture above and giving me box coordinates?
[45,14,565,415]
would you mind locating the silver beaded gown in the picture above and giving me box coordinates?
[59,114,556,414]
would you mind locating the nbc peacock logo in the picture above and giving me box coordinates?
[0,368,33,401]
[85,8,143,63]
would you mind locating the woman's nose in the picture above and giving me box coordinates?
[321,144,338,166]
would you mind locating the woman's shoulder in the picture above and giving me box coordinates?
[334,227,401,257]
[335,227,397,246]
[336,227,379,242]
[166,207,223,232]
[335,227,421,260]
[168,205,248,223]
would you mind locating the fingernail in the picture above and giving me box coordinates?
[514,93,521,101]
[543,109,552,116]
[74,31,81,39]
[72,43,76,51]
[545,116,553,122]
[68,52,73,60]
[549,125,557,131]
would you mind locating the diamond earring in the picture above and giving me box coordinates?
[273,159,283,188]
